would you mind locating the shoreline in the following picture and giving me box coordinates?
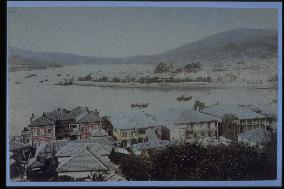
[64,81,276,90]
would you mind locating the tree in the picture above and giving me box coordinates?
[193,100,206,111]
[153,62,169,73]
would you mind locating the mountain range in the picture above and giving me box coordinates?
[8,28,278,71]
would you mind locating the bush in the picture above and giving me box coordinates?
[119,142,276,181]
[98,76,108,82]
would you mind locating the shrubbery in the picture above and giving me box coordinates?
[119,142,276,181]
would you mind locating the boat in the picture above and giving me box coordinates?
[177,95,192,101]
[131,103,149,108]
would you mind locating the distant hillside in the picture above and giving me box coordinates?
[156,28,277,67]
[8,28,278,71]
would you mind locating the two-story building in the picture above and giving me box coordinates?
[201,104,268,140]
[111,111,170,147]
[158,108,219,141]
[28,107,103,147]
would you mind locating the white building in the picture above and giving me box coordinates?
[111,111,170,147]
[158,108,219,141]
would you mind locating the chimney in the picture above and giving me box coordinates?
[30,113,35,122]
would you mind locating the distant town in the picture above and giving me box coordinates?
[10,101,277,181]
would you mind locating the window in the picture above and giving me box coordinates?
[47,128,52,135]
[70,125,78,132]
[80,126,85,133]
[40,129,45,136]
[131,131,135,137]
[37,129,40,136]
[138,128,145,135]
[88,126,91,131]
[121,132,127,137]
[26,139,29,144]
[33,129,37,137]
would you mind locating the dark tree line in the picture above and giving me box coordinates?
[118,142,277,181]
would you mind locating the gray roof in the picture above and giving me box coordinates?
[131,140,175,151]
[158,108,219,126]
[35,140,70,158]
[9,141,34,152]
[29,107,101,127]
[56,146,109,172]
[202,104,266,120]
[77,111,101,123]
[111,111,164,130]
[29,116,55,127]
[56,141,111,157]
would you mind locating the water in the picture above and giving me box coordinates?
[8,64,278,136]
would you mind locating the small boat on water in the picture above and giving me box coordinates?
[131,103,149,108]
[177,95,192,101]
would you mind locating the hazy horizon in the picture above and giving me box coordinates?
[8,7,278,57]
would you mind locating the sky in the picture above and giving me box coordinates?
[7,7,278,57]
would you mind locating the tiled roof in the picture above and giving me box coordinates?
[35,140,70,158]
[77,111,101,123]
[56,146,109,172]
[29,116,55,127]
[131,139,175,151]
[56,142,110,157]
[158,108,218,126]
[29,107,101,127]
[111,111,164,129]
[176,109,218,125]
[202,104,266,120]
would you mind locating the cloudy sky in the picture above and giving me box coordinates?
[7,7,278,57]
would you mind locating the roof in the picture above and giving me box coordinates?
[202,104,266,120]
[238,128,271,144]
[77,111,101,123]
[56,146,109,172]
[9,141,34,152]
[35,140,70,158]
[131,139,175,151]
[111,111,164,130]
[158,108,188,127]
[158,108,218,126]
[29,116,55,127]
[56,140,111,157]
[29,107,101,127]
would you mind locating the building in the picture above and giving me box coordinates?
[111,111,170,147]
[28,107,103,147]
[158,108,219,141]
[55,137,120,180]
[201,104,268,140]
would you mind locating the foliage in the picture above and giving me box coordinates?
[112,77,121,82]
[78,73,92,81]
[119,142,276,181]
[98,76,108,82]
[193,100,206,111]
[153,62,169,73]
[183,62,201,73]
